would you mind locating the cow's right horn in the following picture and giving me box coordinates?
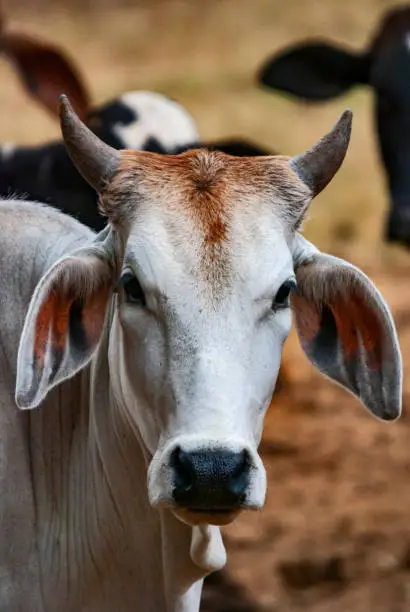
[59,94,120,193]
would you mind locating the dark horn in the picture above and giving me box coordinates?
[59,93,120,193]
[290,110,352,197]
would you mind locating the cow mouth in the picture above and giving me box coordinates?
[172,507,241,526]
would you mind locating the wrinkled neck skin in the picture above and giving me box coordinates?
[32,297,224,612]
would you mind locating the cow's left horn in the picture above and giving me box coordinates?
[59,94,120,193]
[290,110,352,197]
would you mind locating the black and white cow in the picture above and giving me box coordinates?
[257,5,410,247]
[0,19,270,231]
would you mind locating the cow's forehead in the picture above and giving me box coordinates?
[110,149,303,300]
[105,148,309,227]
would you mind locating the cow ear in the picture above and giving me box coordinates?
[0,27,90,121]
[16,238,114,410]
[258,42,370,100]
[291,239,402,421]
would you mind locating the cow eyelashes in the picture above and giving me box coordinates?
[272,279,296,310]
[119,272,146,306]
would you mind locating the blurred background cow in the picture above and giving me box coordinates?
[1,1,410,611]
[258,5,410,249]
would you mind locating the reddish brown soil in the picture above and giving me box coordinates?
[202,267,410,612]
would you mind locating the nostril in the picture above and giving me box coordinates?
[170,446,195,494]
[232,449,250,478]
[229,449,251,502]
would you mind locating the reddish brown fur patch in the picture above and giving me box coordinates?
[291,293,321,346]
[294,262,383,370]
[34,287,109,371]
[102,149,310,232]
[205,218,227,245]
[33,258,112,372]
[329,292,382,369]
[81,286,110,346]
[34,291,73,369]
[178,151,229,251]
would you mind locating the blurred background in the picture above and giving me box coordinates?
[3,0,410,610]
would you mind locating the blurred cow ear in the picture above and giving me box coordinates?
[258,42,371,100]
[0,22,90,121]
[291,235,402,421]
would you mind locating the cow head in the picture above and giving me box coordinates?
[15,97,402,530]
[257,6,410,247]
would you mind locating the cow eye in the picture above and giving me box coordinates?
[272,279,296,310]
[119,272,146,306]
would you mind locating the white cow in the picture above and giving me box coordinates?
[0,96,401,611]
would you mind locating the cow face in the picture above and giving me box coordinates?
[105,150,302,525]
[15,99,401,529]
[257,6,410,247]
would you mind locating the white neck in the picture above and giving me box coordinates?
[29,306,218,612]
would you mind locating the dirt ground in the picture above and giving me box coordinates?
[3,1,410,610]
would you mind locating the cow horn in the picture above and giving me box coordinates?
[290,110,352,197]
[59,94,120,193]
